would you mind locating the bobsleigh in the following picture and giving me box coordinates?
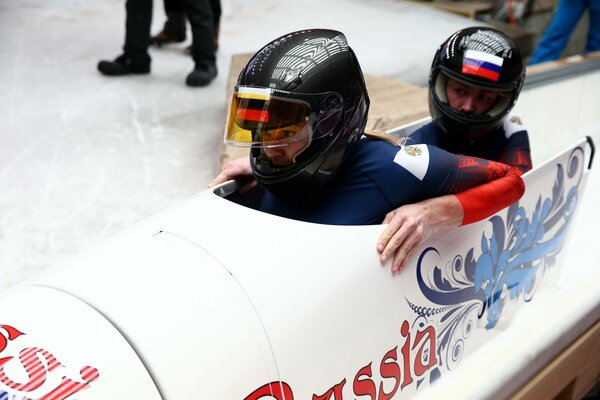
[0,135,595,400]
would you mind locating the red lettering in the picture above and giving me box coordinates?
[312,378,345,400]
[244,381,294,400]
[245,320,439,400]
[39,366,100,400]
[378,347,400,400]
[0,347,62,392]
[352,363,376,400]
[0,325,24,353]
[412,326,437,376]
[400,321,413,389]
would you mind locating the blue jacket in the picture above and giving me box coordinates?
[408,120,531,174]
[259,138,520,225]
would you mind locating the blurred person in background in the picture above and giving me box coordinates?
[529,0,600,64]
[150,0,220,53]
[97,0,218,87]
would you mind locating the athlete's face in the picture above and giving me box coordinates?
[262,121,312,167]
[446,78,500,115]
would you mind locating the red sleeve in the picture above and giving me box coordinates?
[451,157,525,225]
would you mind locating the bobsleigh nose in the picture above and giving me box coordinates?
[5,228,278,399]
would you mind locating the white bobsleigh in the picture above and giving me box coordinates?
[0,137,595,400]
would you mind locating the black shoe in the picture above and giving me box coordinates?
[186,63,217,87]
[97,54,150,76]
[151,31,186,47]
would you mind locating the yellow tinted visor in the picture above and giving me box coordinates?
[224,86,312,147]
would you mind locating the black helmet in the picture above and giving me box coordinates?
[224,29,369,199]
[429,26,525,139]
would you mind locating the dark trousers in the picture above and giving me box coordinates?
[163,0,187,38]
[529,0,600,64]
[163,0,221,31]
[123,0,217,66]
[123,0,153,65]
[184,0,217,66]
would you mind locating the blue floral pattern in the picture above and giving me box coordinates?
[407,146,585,376]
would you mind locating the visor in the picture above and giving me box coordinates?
[224,86,341,148]
[434,71,512,118]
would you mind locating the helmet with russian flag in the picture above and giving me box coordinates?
[428,26,525,139]
[224,29,369,199]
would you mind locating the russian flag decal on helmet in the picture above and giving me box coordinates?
[461,50,503,81]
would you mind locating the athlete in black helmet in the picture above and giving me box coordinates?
[225,29,369,201]
[378,27,532,272]
[429,26,526,142]
[214,29,524,244]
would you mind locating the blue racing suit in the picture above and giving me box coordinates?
[259,138,524,225]
[408,118,532,175]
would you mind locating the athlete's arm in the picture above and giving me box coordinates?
[378,150,524,273]
[450,155,524,224]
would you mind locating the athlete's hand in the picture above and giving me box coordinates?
[377,203,433,274]
[377,196,463,274]
[209,156,256,193]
